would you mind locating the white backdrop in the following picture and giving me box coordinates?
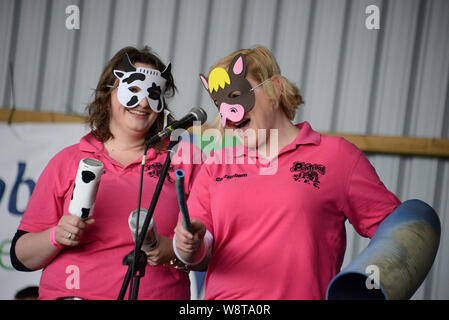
[0,123,88,299]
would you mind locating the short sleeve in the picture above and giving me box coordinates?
[18,149,76,233]
[171,136,205,197]
[343,147,401,238]
[185,164,214,237]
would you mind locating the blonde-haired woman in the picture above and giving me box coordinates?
[174,46,401,299]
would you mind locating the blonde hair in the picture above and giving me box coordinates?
[208,46,304,120]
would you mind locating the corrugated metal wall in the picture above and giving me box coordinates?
[1,0,448,299]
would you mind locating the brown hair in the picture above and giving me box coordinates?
[209,46,304,120]
[85,46,176,151]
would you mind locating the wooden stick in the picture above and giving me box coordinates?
[325,132,449,158]
[0,108,85,123]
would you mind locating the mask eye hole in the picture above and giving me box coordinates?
[148,88,161,100]
[228,91,241,99]
[128,86,141,93]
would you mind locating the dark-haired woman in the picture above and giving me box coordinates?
[10,46,201,300]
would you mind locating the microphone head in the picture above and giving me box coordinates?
[190,107,208,124]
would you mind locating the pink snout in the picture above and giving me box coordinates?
[219,103,245,127]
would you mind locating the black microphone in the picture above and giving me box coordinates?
[146,107,207,146]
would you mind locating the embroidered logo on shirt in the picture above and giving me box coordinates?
[215,173,248,182]
[146,162,175,183]
[290,161,326,189]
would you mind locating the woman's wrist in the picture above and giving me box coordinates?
[172,235,203,266]
[164,257,190,272]
[173,230,213,266]
[50,226,64,249]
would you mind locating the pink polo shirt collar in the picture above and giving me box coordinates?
[292,121,321,146]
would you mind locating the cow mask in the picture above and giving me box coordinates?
[113,53,171,113]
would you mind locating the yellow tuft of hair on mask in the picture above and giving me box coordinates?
[208,67,230,93]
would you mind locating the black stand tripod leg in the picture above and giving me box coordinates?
[131,250,147,300]
[118,265,133,300]
[118,249,148,300]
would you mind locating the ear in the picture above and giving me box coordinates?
[113,70,125,80]
[122,53,136,72]
[229,54,245,77]
[161,62,172,80]
[270,76,283,109]
[271,75,282,96]
[199,74,209,91]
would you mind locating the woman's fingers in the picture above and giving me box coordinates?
[174,219,204,254]
[146,236,172,266]
[175,219,193,240]
[191,219,206,238]
[55,215,95,247]
[62,223,83,237]
[55,227,80,247]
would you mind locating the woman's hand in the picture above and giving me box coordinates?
[174,219,206,265]
[145,235,174,266]
[54,215,95,247]
[14,215,95,270]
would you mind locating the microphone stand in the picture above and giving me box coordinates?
[117,138,179,300]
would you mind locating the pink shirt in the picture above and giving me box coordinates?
[19,133,201,300]
[188,121,401,300]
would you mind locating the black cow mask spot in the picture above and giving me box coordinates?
[81,170,96,183]
[126,96,139,107]
[81,208,90,219]
[123,73,145,84]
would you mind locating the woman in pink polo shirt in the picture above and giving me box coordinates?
[174,46,401,300]
[10,46,201,300]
